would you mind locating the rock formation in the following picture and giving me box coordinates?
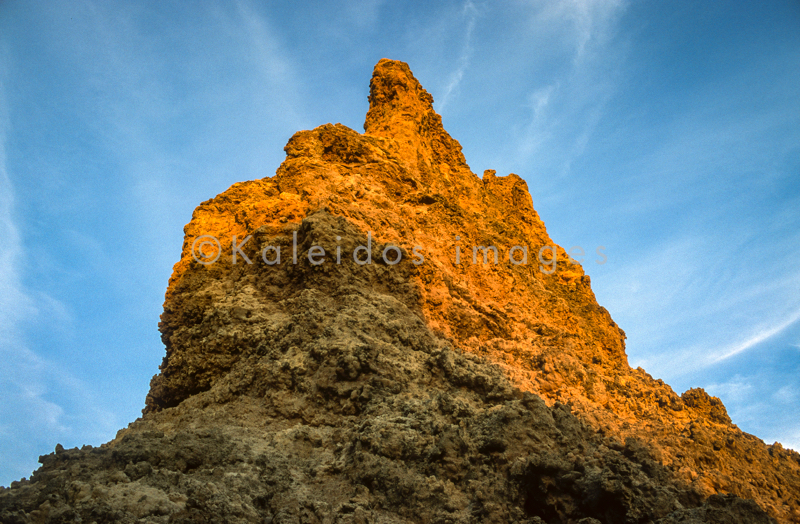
[2,59,798,523]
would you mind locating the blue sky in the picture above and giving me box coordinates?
[1,0,798,485]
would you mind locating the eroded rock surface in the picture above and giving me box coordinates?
[2,59,797,523]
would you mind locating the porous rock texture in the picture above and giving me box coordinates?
[2,59,798,523]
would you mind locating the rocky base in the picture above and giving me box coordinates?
[0,354,775,523]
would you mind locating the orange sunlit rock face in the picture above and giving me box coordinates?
[151,59,625,414]
[142,59,800,522]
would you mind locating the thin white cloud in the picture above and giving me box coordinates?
[235,0,305,126]
[438,0,479,112]
[0,75,67,482]
[0,63,36,336]
[342,0,385,28]
[0,0,308,445]
[773,385,797,404]
[710,307,800,363]
[705,375,753,404]
[596,230,800,375]
[527,0,627,62]
[595,236,705,341]
[529,85,555,119]
[586,94,800,373]
[514,0,626,177]
[0,20,120,486]
[517,84,557,159]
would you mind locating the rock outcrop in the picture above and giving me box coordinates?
[2,59,798,523]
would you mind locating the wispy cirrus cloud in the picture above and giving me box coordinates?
[0,67,35,338]
[513,0,627,178]
[1,1,309,485]
[340,0,385,29]
[773,385,797,404]
[0,66,116,485]
[533,0,626,62]
[711,308,800,364]
[705,375,753,405]
[437,0,480,112]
